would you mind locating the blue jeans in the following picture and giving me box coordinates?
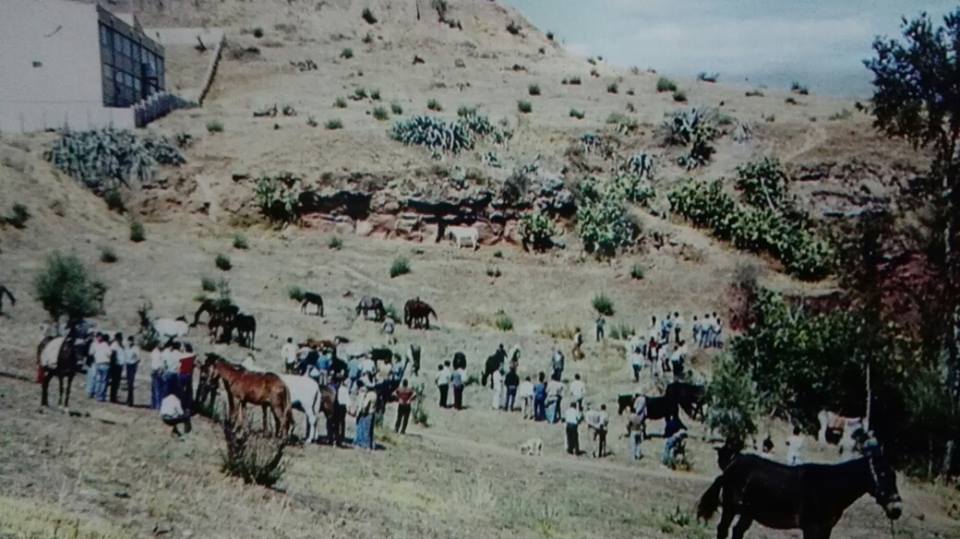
[125,363,138,406]
[162,373,179,400]
[505,386,517,411]
[534,396,546,421]
[631,433,644,460]
[355,414,374,449]
[151,371,164,409]
[546,398,561,424]
[632,363,643,382]
[86,363,97,397]
[94,364,110,402]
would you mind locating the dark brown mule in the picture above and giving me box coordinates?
[204,355,291,436]
[403,298,437,329]
[698,445,902,539]
[36,323,91,407]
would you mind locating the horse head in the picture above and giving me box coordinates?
[864,443,902,520]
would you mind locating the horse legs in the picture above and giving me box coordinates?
[64,373,75,408]
[716,507,735,539]
[40,371,51,407]
[56,375,64,406]
[730,515,753,539]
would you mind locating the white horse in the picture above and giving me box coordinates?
[445,226,479,250]
[817,410,866,445]
[153,317,190,341]
[278,374,321,443]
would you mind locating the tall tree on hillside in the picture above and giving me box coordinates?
[865,9,960,479]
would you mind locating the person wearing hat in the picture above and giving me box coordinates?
[353,384,378,450]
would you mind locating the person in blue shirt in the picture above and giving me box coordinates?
[533,371,547,421]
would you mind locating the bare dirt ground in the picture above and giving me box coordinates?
[1,1,959,538]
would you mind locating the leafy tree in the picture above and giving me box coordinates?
[706,356,759,446]
[865,8,960,477]
[33,252,105,323]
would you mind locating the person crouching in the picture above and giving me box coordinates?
[160,393,191,438]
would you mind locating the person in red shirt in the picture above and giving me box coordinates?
[178,343,197,413]
[393,380,416,434]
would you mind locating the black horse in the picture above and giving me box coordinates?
[482,348,505,388]
[698,446,902,539]
[0,285,15,314]
[300,292,324,316]
[229,314,257,348]
[665,382,706,420]
[193,298,239,327]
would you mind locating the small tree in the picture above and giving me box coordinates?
[33,252,106,323]
[519,211,556,252]
[706,356,759,446]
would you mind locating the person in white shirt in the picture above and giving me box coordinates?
[150,344,164,409]
[281,337,298,373]
[585,404,609,458]
[545,376,565,423]
[108,333,125,403]
[91,334,112,402]
[673,312,684,343]
[518,376,534,419]
[564,403,582,455]
[491,368,504,410]
[570,374,586,411]
[786,426,805,465]
[124,336,140,407]
[331,380,351,447]
[160,393,191,437]
[628,336,645,382]
[361,355,376,377]
[670,340,687,379]
[435,362,451,408]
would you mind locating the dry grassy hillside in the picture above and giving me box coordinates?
[1,1,958,538]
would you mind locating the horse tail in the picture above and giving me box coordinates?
[429,306,437,319]
[697,474,724,521]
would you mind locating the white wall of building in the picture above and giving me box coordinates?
[0,0,133,133]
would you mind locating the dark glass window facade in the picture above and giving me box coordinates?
[98,20,164,107]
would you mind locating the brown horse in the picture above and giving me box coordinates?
[204,355,291,436]
[403,298,437,329]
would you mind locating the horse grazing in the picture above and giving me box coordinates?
[665,382,706,420]
[444,225,479,250]
[192,298,239,327]
[299,292,324,316]
[278,374,334,443]
[37,322,92,407]
[698,446,902,538]
[356,296,386,321]
[204,355,290,436]
[403,298,437,329]
[232,314,257,348]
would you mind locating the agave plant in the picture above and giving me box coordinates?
[45,128,184,193]
[518,211,556,251]
[254,172,303,224]
[623,152,656,180]
[390,116,474,154]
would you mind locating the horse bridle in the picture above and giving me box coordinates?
[866,453,900,507]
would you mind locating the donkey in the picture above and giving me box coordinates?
[36,322,92,407]
[299,292,324,316]
[356,295,386,321]
[698,444,902,539]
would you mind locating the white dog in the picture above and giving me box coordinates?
[519,437,543,456]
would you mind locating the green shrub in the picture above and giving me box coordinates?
[735,157,789,208]
[220,421,286,487]
[384,303,399,322]
[390,257,411,278]
[325,118,344,130]
[361,8,377,24]
[606,112,638,134]
[372,106,389,121]
[785,97,799,105]
[567,76,582,85]
[253,27,264,38]
[661,108,719,169]
[215,254,232,271]
[528,84,541,96]
[362,32,374,44]
[672,90,687,102]
[33,252,105,321]
[104,189,125,213]
[99,246,118,264]
[517,100,532,113]
[129,221,145,242]
[334,97,348,108]
[518,211,556,252]
[576,180,640,257]
[306,116,319,127]
[254,172,302,223]
[328,236,343,250]
[340,48,354,59]
[592,293,615,316]
[706,356,759,445]
[427,98,443,111]
[569,108,585,119]
[353,87,368,100]
[607,82,619,94]
[506,21,522,35]
[370,89,381,101]
[201,276,217,292]
[656,77,677,93]
[206,120,224,133]
[630,264,644,280]
[5,203,30,229]
[390,101,403,115]
[493,309,513,331]
[391,114,510,155]
[233,233,249,250]
[790,81,809,95]
[287,285,305,302]
[745,89,765,97]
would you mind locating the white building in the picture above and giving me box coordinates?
[0,0,175,133]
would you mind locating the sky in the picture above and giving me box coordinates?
[504,0,957,97]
